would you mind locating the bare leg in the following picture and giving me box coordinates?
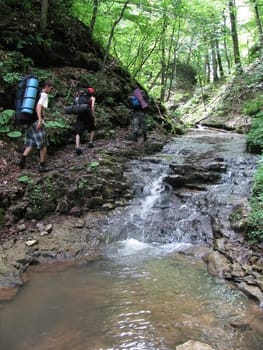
[39,146,47,163]
[89,131,95,143]
[76,134,80,148]
[23,146,32,157]
[75,134,83,155]
[88,131,95,148]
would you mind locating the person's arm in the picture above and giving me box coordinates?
[35,92,48,130]
[36,103,43,130]
[90,96,95,113]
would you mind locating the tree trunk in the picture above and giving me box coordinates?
[223,9,231,74]
[204,49,211,84]
[228,0,242,71]
[102,0,129,70]
[216,37,224,78]
[211,37,219,81]
[167,20,181,101]
[251,0,263,47]
[40,0,48,33]
[90,0,99,36]
[160,12,168,102]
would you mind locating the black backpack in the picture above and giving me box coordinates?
[74,89,90,106]
[15,75,39,125]
[64,89,91,115]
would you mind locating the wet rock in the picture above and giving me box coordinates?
[102,203,116,210]
[238,282,263,307]
[176,340,216,350]
[36,223,45,231]
[252,272,263,290]
[229,201,250,232]
[87,196,104,209]
[206,251,231,278]
[16,223,26,232]
[167,160,226,188]
[231,262,246,278]
[73,219,85,228]
[243,275,257,285]
[180,245,212,260]
[0,256,8,274]
[214,237,226,252]
[56,199,71,214]
[45,224,53,233]
[25,239,38,247]
[252,263,263,272]
[39,231,49,237]
[229,319,251,330]
[0,265,23,290]
[69,206,83,217]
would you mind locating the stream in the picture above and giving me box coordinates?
[0,129,262,350]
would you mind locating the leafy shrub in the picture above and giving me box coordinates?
[247,158,263,243]
[246,113,263,153]
[241,96,263,116]
[0,51,33,84]
[0,109,22,138]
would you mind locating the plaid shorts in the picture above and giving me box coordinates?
[24,121,49,149]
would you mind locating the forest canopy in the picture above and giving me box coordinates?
[71,0,263,101]
[1,0,263,103]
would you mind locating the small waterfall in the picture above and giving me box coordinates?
[103,130,259,254]
[140,175,165,217]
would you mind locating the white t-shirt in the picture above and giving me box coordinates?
[38,91,49,108]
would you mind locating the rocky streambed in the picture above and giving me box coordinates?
[0,128,262,309]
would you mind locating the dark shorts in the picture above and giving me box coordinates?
[75,111,96,136]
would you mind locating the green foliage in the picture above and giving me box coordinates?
[241,97,263,116]
[78,178,88,189]
[246,113,263,153]
[0,109,15,134]
[7,131,22,138]
[0,109,14,125]
[247,159,263,243]
[89,161,99,168]
[30,185,43,210]
[45,119,69,129]
[161,113,183,134]
[45,117,71,146]
[0,51,33,83]
[18,175,34,184]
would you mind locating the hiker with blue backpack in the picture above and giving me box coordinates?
[129,86,148,142]
[17,79,54,172]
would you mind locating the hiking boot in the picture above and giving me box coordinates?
[143,133,148,142]
[17,155,26,169]
[38,163,48,172]
[75,148,83,155]
[88,142,94,148]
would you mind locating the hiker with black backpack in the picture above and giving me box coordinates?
[129,86,148,142]
[17,80,54,172]
[73,86,96,155]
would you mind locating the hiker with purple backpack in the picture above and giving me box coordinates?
[129,86,148,142]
